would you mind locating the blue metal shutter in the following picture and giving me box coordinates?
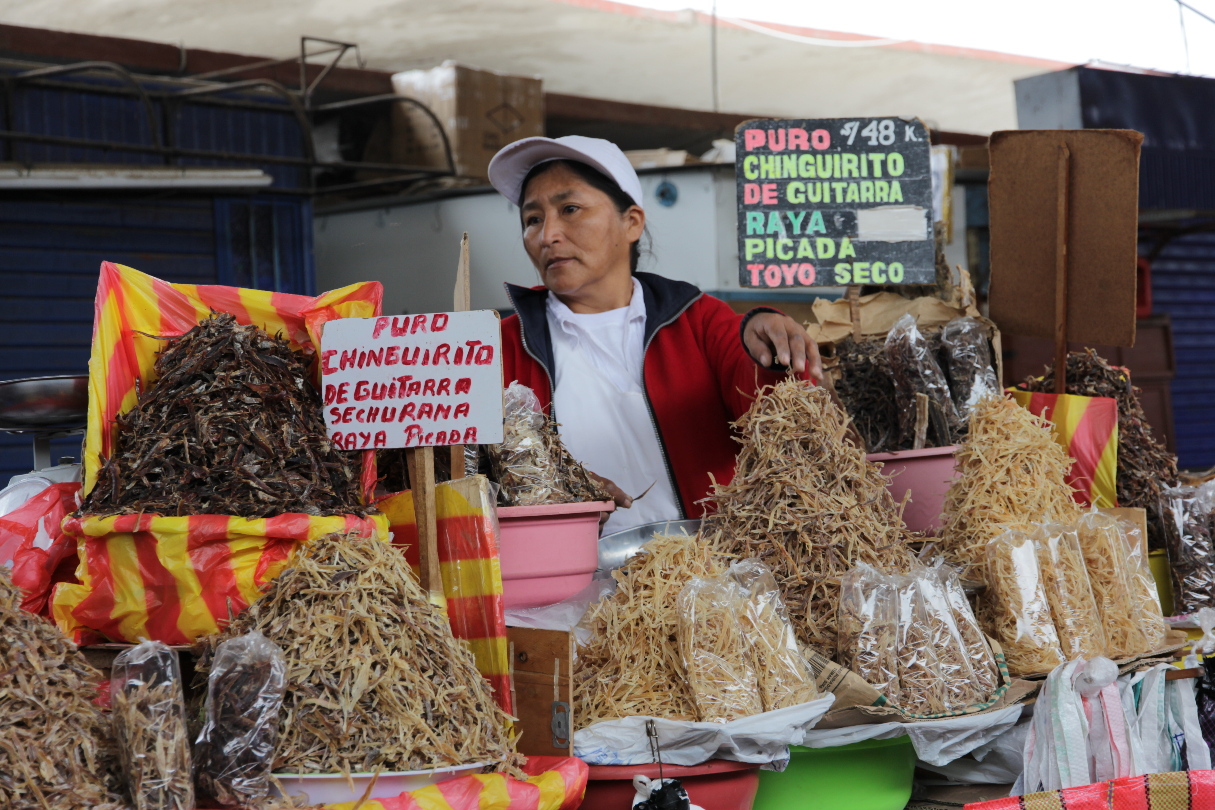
[0,196,217,483]
[1148,230,1215,470]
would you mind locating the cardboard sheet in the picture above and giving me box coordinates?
[987,129,1142,348]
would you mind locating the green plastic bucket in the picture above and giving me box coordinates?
[753,736,916,810]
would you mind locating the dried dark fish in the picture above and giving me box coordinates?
[194,532,515,776]
[1017,349,1180,549]
[111,641,193,810]
[702,380,917,653]
[82,312,370,519]
[831,337,901,453]
[0,570,127,809]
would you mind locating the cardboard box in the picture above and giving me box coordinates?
[390,61,544,181]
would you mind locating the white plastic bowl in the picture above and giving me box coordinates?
[274,761,489,804]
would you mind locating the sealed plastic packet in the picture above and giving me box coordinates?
[837,563,901,703]
[675,575,764,722]
[728,559,818,710]
[1117,520,1169,650]
[884,313,960,448]
[111,640,194,810]
[489,382,565,505]
[893,574,948,715]
[932,560,999,697]
[193,630,287,808]
[940,316,999,421]
[1163,483,1215,614]
[1032,523,1108,660]
[912,567,982,709]
[1075,511,1149,658]
[984,529,1066,676]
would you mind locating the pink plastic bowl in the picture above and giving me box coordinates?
[867,445,958,535]
[497,500,614,608]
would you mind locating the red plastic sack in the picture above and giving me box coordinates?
[0,482,81,615]
[965,770,1215,810]
[1008,390,1118,508]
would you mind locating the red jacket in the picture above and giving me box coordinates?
[500,272,810,518]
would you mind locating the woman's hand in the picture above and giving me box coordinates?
[744,312,823,382]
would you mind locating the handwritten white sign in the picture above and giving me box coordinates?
[320,311,504,450]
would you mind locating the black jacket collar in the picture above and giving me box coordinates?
[504,272,702,377]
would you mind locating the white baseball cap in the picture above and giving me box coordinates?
[487,135,644,211]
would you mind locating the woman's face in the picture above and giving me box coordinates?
[520,163,644,302]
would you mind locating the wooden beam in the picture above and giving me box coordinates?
[1053,143,1071,395]
[450,233,471,480]
[405,446,443,601]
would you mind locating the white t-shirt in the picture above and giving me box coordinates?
[546,279,682,534]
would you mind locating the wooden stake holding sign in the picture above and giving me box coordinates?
[449,233,472,481]
[988,130,1142,379]
[320,235,503,602]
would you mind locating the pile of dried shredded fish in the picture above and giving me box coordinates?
[939,396,1080,578]
[83,312,369,518]
[489,382,611,506]
[702,379,916,653]
[1018,349,1179,549]
[193,532,515,776]
[574,533,724,726]
[0,570,127,809]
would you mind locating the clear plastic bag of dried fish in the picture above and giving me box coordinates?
[884,313,960,448]
[675,575,764,722]
[82,312,370,519]
[1162,482,1215,615]
[939,316,998,422]
[910,566,983,710]
[193,630,287,809]
[983,529,1066,677]
[837,563,901,703]
[931,560,999,698]
[728,559,819,710]
[111,640,194,810]
[488,381,610,506]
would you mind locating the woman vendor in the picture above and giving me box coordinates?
[487,136,822,533]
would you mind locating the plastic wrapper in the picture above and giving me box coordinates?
[932,560,999,698]
[111,640,193,810]
[1032,522,1108,660]
[1122,522,1170,650]
[884,313,960,448]
[940,316,998,420]
[675,575,764,722]
[488,382,609,506]
[913,568,982,709]
[894,573,948,714]
[1197,655,1215,761]
[837,562,901,702]
[1163,483,1215,614]
[727,559,818,710]
[193,630,287,808]
[1075,511,1150,658]
[983,529,1066,676]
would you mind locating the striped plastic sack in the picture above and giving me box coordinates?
[53,512,388,645]
[1008,390,1118,509]
[52,261,387,644]
[965,770,1215,810]
[318,756,588,810]
[379,475,512,713]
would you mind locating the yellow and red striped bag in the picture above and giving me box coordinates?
[1008,390,1119,508]
[52,262,388,644]
[379,476,512,714]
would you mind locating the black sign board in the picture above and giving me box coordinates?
[734,117,934,288]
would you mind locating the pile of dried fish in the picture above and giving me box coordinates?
[488,382,611,506]
[939,396,1080,578]
[194,532,514,776]
[83,312,368,518]
[703,380,916,653]
[575,533,724,726]
[1018,349,1180,549]
[0,570,126,809]
[831,337,901,453]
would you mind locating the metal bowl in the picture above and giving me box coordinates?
[0,375,89,432]
[597,518,703,574]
